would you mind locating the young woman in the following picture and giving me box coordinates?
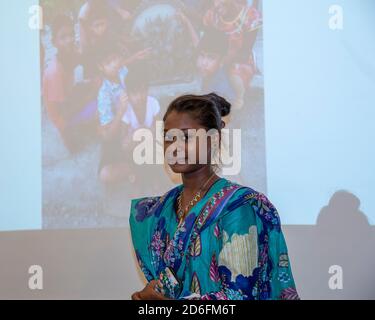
[129,93,299,300]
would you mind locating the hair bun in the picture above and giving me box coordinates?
[207,92,231,117]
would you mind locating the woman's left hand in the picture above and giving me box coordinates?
[131,280,171,300]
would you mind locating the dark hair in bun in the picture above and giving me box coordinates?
[163,92,231,130]
[206,92,231,117]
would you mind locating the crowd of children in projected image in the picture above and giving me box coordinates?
[42,0,262,192]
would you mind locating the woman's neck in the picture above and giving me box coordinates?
[181,167,219,195]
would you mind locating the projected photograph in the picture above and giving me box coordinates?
[41,0,265,229]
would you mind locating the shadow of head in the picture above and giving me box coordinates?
[316,190,369,234]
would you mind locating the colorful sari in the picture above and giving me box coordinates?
[129,178,299,300]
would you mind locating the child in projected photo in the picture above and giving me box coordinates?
[96,48,162,189]
[42,14,98,153]
[78,0,119,81]
[122,64,161,147]
[79,1,112,51]
[196,28,236,111]
[176,10,236,112]
[79,0,152,83]
[96,44,130,185]
[79,0,138,32]
[121,63,163,193]
[78,0,141,55]
[203,0,262,110]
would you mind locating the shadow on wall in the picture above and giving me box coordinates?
[287,190,375,299]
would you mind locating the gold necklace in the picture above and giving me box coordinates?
[177,172,217,222]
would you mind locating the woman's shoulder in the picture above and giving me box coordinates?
[223,178,271,199]
[221,178,258,197]
[131,184,180,206]
[130,185,182,223]
[222,179,281,228]
[130,196,161,223]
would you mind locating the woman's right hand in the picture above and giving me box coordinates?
[131,280,171,300]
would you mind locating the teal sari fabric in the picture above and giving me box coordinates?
[129,178,299,300]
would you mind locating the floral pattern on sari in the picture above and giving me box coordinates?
[129,178,299,300]
[134,197,161,222]
[134,250,154,282]
[149,217,167,270]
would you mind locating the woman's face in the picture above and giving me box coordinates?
[164,111,216,174]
